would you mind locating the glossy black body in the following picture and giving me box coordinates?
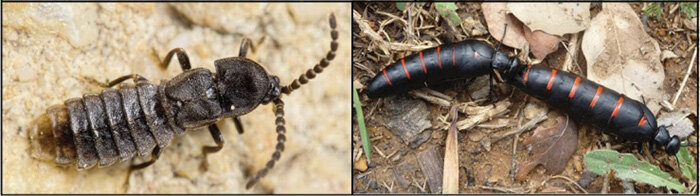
[366,40,680,155]
[367,40,495,98]
[506,64,657,142]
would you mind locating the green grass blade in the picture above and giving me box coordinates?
[353,88,371,162]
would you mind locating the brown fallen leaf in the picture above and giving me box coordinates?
[481,3,528,49]
[515,115,578,181]
[581,3,665,114]
[442,104,459,193]
[481,3,561,60]
[508,3,591,36]
[522,25,561,60]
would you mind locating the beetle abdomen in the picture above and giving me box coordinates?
[29,81,180,169]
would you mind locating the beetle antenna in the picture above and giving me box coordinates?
[281,13,338,95]
[246,98,286,189]
[495,23,507,52]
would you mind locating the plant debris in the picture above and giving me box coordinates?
[515,115,578,181]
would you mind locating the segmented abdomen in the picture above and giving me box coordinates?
[508,64,657,142]
[29,82,182,169]
[366,40,495,98]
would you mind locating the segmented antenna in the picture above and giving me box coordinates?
[495,23,507,51]
[281,13,339,95]
[246,98,286,189]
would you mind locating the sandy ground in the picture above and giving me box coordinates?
[2,3,350,193]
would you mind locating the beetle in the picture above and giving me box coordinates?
[29,13,338,189]
[365,38,681,156]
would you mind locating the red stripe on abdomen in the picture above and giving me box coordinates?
[637,114,647,126]
[589,86,603,108]
[419,51,427,74]
[610,96,625,118]
[401,58,411,79]
[568,77,581,98]
[546,69,558,90]
[382,69,393,86]
[523,64,532,84]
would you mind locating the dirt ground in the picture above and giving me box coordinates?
[352,2,697,193]
[3,3,351,193]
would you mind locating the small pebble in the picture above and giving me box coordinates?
[574,156,582,172]
[355,156,368,171]
[486,176,499,186]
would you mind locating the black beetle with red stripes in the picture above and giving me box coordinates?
[365,39,680,155]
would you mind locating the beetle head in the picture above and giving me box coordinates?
[214,57,281,117]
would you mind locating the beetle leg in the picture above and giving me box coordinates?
[232,117,244,134]
[200,124,225,171]
[130,146,162,170]
[155,48,192,71]
[87,74,148,88]
[238,38,253,58]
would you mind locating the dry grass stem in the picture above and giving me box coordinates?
[454,100,511,130]
[671,47,697,107]
[490,111,548,143]
[409,90,452,107]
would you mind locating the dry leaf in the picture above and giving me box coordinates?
[442,104,459,193]
[482,3,562,60]
[581,3,665,114]
[661,50,678,62]
[522,25,561,60]
[515,115,578,181]
[656,108,695,139]
[482,3,528,49]
[508,3,590,36]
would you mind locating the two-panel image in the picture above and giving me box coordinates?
[2,2,698,194]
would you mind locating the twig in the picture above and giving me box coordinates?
[421,88,452,100]
[412,177,427,193]
[510,132,519,183]
[353,10,434,54]
[476,120,510,129]
[373,145,386,158]
[376,11,408,26]
[353,62,375,77]
[690,181,697,193]
[454,101,511,130]
[601,135,611,194]
[386,148,398,160]
[490,111,548,143]
[409,90,451,107]
[671,47,697,107]
[355,171,373,179]
[478,185,520,193]
[561,33,580,73]
[542,175,588,194]
[366,98,381,119]
[382,181,394,193]
[510,110,525,182]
